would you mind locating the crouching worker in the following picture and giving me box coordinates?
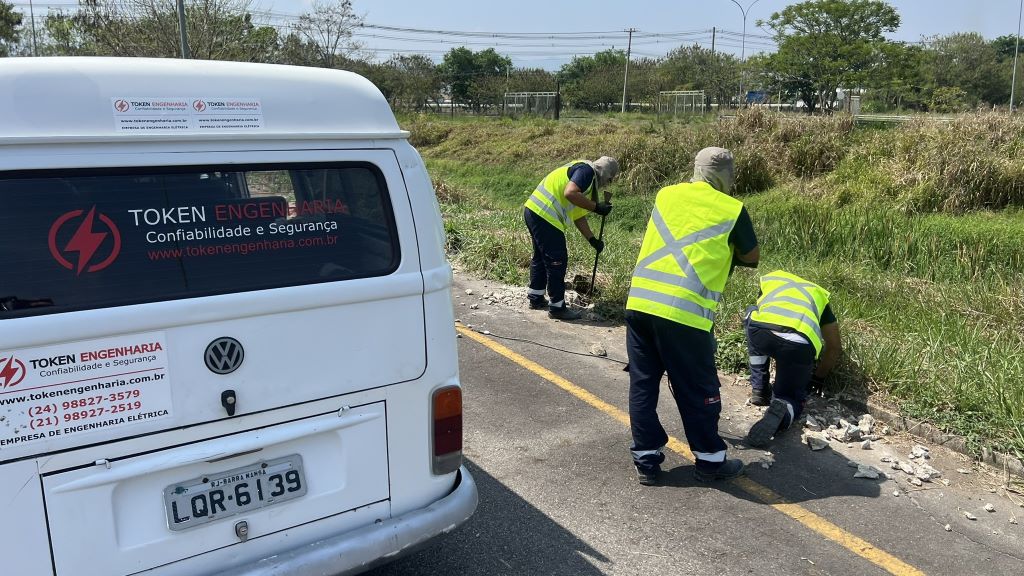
[745,270,842,447]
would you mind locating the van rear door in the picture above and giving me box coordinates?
[0,149,423,574]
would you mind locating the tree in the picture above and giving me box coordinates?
[43,0,279,61]
[290,0,362,69]
[867,42,930,111]
[558,49,627,111]
[0,0,22,56]
[761,0,901,114]
[929,33,1007,108]
[659,45,741,109]
[439,47,512,111]
[384,54,442,111]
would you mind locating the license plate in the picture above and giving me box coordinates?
[163,454,307,531]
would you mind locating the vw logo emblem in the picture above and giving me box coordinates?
[204,337,244,375]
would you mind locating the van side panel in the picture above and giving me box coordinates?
[0,460,51,576]
[383,142,464,518]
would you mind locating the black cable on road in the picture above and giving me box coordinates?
[460,326,629,366]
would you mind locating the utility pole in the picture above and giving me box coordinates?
[28,0,38,56]
[1011,0,1023,112]
[711,27,716,54]
[176,0,191,59]
[621,27,635,114]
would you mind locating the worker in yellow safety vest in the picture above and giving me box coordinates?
[744,271,842,448]
[523,156,619,320]
[625,147,760,485]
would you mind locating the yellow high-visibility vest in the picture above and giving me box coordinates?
[750,270,830,358]
[524,160,594,232]
[626,181,743,332]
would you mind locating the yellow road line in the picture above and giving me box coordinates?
[457,325,925,576]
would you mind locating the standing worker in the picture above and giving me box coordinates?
[745,271,842,447]
[524,156,619,320]
[625,147,759,485]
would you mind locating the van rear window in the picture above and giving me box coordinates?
[0,163,399,317]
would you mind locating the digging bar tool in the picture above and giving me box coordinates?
[589,188,612,298]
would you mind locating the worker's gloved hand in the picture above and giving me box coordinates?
[588,237,605,254]
[594,202,613,216]
[809,375,826,395]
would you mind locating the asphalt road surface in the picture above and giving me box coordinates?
[367,274,1023,576]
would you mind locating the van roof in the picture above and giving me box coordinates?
[0,57,406,144]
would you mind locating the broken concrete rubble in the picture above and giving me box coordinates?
[802,432,830,451]
[857,414,876,435]
[854,465,881,479]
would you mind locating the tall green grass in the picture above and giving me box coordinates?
[415,112,1024,459]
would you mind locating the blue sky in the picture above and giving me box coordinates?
[15,0,1024,68]
[268,0,1024,69]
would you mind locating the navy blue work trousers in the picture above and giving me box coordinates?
[524,207,568,305]
[745,313,816,421]
[626,310,727,472]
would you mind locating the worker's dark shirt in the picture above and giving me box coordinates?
[729,207,758,255]
[567,162,596,195]
[820,304,836,325]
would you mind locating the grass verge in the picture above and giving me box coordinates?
[414,113,1024,460]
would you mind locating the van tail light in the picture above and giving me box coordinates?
[431,386,463,475]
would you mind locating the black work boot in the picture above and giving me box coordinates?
[694,458,745,482]
[746,398,789,448]
[528,296,549,310]
[635,465,660,486]
[749,385,772,407]
[548,305,582,321]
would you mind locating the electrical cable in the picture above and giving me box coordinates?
[460,325,629,366]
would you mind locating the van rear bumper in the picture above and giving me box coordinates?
[221,466,478,576]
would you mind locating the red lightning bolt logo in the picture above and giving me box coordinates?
[0,357,25,389]
[48,207,122,275]
[64,207,109,275]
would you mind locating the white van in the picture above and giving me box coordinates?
[0,57,476,576]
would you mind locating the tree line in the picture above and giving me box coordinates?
[1,0,1022,114]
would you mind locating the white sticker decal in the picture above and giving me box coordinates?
[0,332,172,449]
[111,98,192,132]
[112,97,263,132]
[190,98,264,131]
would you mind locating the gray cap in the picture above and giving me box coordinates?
[592,156,620,186]
[692,147,735,194]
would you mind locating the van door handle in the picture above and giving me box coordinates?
[221,389,237,416]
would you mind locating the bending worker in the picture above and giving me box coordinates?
[524,156,618,320]
[625,147,759,485]
[745,270,842,447]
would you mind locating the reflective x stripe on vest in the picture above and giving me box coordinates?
[751,272,829,357]
[526,182,570,228]
[626,181,742,332]
[524,161,593,233]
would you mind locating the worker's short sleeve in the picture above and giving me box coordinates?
[820,303,836,325]
[728,207,758,255]
[567,163,595,222]
[568,163,596,192]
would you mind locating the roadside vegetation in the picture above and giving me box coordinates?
[410,110,1024,460]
